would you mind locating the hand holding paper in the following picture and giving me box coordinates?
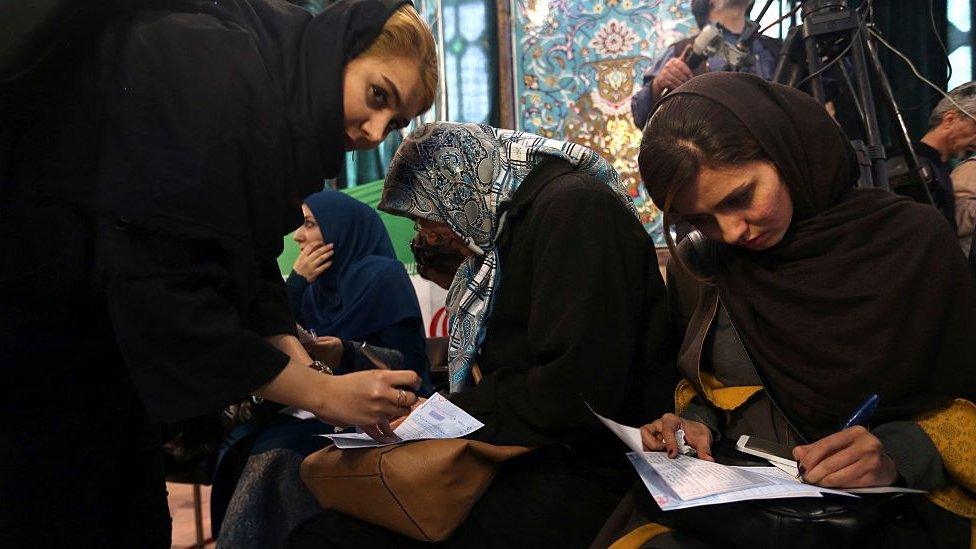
[325,393,483,449]
[588,406,924,511]
[639,413,714,461]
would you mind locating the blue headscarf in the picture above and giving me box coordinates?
[298,189,421,341]
[380,123,636,392]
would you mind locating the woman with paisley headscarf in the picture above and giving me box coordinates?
[1,0,436,545]
[289,122,677,547]
[599,73,976,547]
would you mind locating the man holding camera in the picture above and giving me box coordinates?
[631,0,781,129]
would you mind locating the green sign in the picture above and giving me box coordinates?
[276,180,417,277]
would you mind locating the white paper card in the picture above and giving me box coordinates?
[588,404,644,453]
[324,393,483,449]
[627,455,859,511]
[633,452,772,501]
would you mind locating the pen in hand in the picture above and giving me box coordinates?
[796,393,880,481]
[839,393,880,431]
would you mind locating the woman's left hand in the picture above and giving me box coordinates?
[308,336,343,367]
[793,426,898,488]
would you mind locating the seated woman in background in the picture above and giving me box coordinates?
[214,189,432,547]
[288,122,678,547]
[287,188,431,387]
[599,73,976,547]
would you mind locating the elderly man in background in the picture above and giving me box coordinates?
[917,82,976,233]
[630,0,780,129]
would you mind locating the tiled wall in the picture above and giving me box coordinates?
[510,0,695,245]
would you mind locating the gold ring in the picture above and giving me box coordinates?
[397,389,406,408]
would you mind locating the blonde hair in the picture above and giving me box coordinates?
[360,5,438,115]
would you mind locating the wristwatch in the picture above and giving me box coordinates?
[308,359,334,375]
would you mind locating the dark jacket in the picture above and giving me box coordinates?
[914,141,958,232]
[450,159,677,453]
[631,31,782,129]
[668,234,948,491]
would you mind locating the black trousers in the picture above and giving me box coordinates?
[287,446,635,549]
[1,203,171,548]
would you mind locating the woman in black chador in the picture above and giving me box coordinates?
[289,122,677,547]
[0,0,436,546]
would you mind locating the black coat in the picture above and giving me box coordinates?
[450,159,677,451]
[0,0,404,543]
[2,0,406,422]
[288,159,680,549]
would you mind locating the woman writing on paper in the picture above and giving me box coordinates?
[617,73,976,546]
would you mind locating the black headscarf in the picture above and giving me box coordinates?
[96,0,407,261]
[654,73,976,437]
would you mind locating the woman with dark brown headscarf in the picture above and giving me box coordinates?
[618,73,975,546]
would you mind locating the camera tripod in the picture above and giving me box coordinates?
[763,0,935,203]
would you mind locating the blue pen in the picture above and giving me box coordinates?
[840,393,880,430]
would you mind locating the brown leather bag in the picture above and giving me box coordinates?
[300,438,530,542]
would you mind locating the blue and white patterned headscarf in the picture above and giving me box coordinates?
[379,122,637,392]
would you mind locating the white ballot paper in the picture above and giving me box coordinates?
[626,454,857,510]
[631,452,773,501]
[587,404,696,455]
[324,393,483,449]
[588,404,644,452]
[589,406,923,510]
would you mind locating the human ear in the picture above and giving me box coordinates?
[943,110,959,128]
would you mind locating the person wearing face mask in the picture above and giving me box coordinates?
[599,73,975,547]
[916,82,976,233]
[409,230,468,290]
[0,0,436,546]
[630,0,780,129]
[288,122,677,547]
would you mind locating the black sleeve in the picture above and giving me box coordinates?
[373,317,432,396]
[93,14,298,422]
[451,182,666,446]
[338,319,433,395]
[99,222,289,424]
[285,270,309,323]
[246,261,298,338]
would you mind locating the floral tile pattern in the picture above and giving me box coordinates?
[511,0,695,244]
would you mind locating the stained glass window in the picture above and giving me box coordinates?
[438,0,498,124]
[947,0,972,89]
